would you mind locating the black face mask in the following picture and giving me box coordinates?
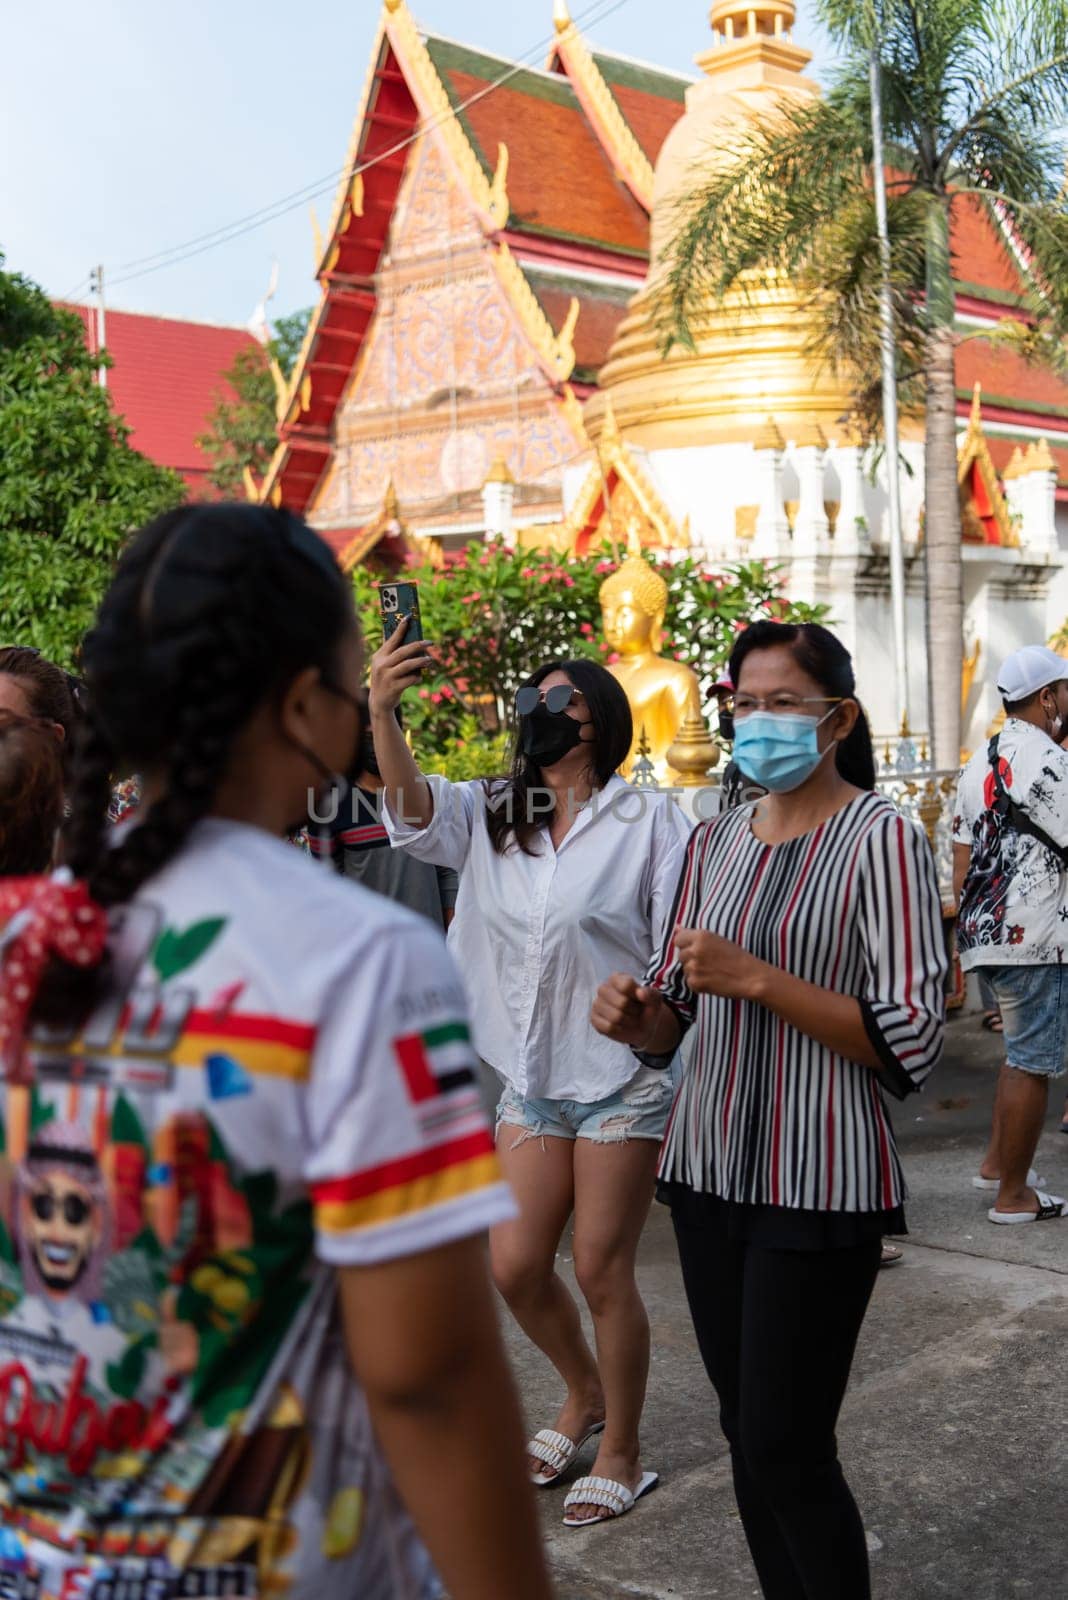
[296,681,364,830]
[520,705,586,769]
[718,709,735,743]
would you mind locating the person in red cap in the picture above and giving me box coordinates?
[953,644,1068,1222]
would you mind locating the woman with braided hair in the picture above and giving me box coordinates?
[0,504,551,1600]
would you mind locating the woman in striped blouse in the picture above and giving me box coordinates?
[592,622,945,1600]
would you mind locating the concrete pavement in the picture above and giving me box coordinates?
[501,1013,1068,1599]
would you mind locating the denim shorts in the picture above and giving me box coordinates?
[496,1062,677,1145]
[986,964,1068,1078]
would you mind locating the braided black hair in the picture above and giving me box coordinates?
[34,502,354,1029]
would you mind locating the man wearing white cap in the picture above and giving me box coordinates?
[952,645,1068,1222]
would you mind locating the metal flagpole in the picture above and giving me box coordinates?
[869,35,909,732]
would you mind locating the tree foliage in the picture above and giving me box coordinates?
[661,0,1068,766]
[0,255,184,668]
[663,0,1068,430]
[352,541,825,775]
[196,308,311,498]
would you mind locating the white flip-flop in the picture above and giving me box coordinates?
[562,1470,659,1526]
[972,1167,1043,1191]
[528,1422,604,1487]
[988,1190,1068,1224]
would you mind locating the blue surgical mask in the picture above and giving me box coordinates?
[733,709,835,793]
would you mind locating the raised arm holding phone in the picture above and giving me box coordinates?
[371,613,691,1530]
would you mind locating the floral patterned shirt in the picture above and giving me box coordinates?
[953,717,1068,967]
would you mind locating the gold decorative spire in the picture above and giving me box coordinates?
[791,419,827,448]
[1002,444,1027,480]
[752,418,785,451]
[484,455,515,486]
[667,706,720,786]
[553,0,571,31]
[710,0,796,40]
[1025,438,1056,473]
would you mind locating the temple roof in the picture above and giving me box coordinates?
[57,302,255,490]
[260,0,1067,517]
[424,37,655,259]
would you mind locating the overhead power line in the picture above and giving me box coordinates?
[102,0,631,292]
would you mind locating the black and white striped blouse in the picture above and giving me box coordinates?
[648,792,946,1214]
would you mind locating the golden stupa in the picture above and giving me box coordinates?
[583,0,856,450]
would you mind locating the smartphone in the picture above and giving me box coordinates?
[379,580,424,645]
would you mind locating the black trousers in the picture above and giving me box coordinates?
[671,1206,880,1600]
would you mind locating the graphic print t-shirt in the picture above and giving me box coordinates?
[0,819,513,1600]
[953,717,1068,967]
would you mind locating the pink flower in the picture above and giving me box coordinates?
[606,651,620,665]
[579,622,594,636]
[441,685,454,700]
[595,560,614,574]
[539,573,552,584]
[598,642,608,652]
[431,692,443,705]
[479,553,492,566]
[562,575,575,588]
[459,591,482,604]
[521,567,534,578]
[419,688,430,699]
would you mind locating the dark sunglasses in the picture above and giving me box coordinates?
[515,685,584,716]
[31,1191,91,1226]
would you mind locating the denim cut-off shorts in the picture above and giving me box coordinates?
[986,963,1068,1078]
[496,1061,677,1146]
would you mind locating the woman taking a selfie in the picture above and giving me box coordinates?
[592,621,945,1598]
[0,505,551,1600]
[373,620,690,1528]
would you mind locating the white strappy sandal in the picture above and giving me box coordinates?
[527,1421,604,1487]
[562,1470,659,1526]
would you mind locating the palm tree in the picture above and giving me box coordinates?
[663,0,1068,769]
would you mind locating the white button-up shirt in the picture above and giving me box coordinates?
[385,775,692,1102]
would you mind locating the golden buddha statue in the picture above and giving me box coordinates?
[599,550,711,781]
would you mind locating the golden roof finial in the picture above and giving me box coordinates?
[1025,438,1056,474]
[554,0,572,31]
[970,380,983,427]
[490,143,510,227]
[384,0,403,12]
[382,475,400,519]
[484,455,515,486]
[601,393,622,448]
[1003,445,1027,481]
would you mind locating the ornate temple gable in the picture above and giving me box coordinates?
[258,0,608,523]
[957,384,1015,547]
[305,122,581,540]
[530,399,687,555]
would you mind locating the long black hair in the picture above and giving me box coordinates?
[484,658,632,855]
[728,621,876,791]
[35,502,354,1028]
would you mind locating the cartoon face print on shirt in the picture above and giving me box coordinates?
[12,1122,111,1307]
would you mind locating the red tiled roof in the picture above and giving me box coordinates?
[527,271,634,380]
[590,52,689,165]
[57,302,256,490]
[956,338,1068,418]
[426,39,650,258]
[950,194,1029,303]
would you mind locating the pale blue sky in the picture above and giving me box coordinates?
[1,1,830,329]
